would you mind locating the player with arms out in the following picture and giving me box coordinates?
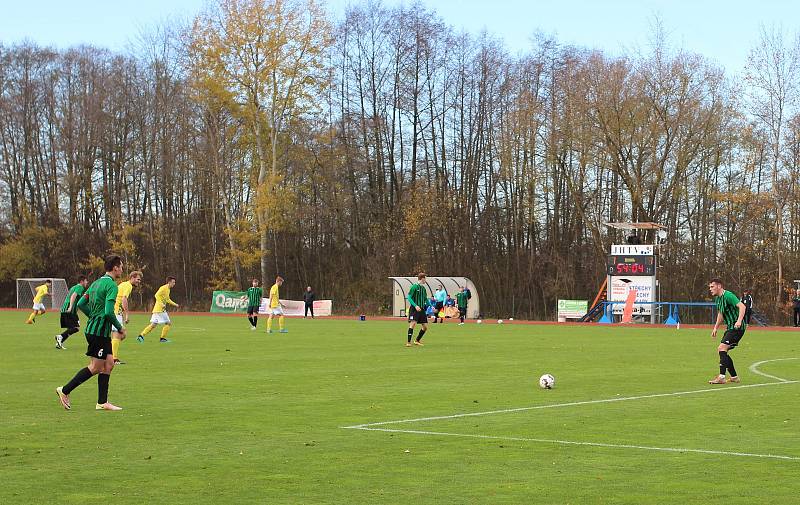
[708,278,747,384]
[55,255,126,411]
[55,276,89,349]
[406,272,429,347]
[246,278,263,330]
[112,270,142,364]
[137,276,179,343]
[26,279,52,324]
[266,276,287,334]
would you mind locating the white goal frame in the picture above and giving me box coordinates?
[16,278,68,310]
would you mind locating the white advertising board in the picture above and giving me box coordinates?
[607,276,655,315]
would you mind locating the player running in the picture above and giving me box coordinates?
[55,255,126,411]
[26,279,52,324]
[405,272,429,346]
[55,276,89,349]
[708,278,747,384]
[137,277,179,343]
[246,278,263,330]
[112,271,142,364]
[266,276,287,334]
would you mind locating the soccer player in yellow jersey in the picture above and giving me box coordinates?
[137,276,179,343]
[112,271,142,364]
[266,276,288,334]
[26,279,52,324]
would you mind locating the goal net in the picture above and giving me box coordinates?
[16,278,68,310]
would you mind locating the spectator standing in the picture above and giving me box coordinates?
[740,289,753,325]
[793,289,800,327]
[303,286,316,319]
[433,285,447,323]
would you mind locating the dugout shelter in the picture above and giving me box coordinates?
[389,276,479,319]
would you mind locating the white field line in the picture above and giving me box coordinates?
[749,357,798,382]
[342,380,798,429]
[349,427,800,461]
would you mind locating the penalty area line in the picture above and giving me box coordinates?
[342,380,799,429]
[346,427,800,462]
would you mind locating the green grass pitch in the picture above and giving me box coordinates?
[1,311,799,504]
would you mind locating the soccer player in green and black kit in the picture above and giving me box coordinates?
[55,275,89,349]
[456,286,469,325]
[708,278,747,385]
[406,272,429,347]
[246,278,263,330]
[55,255,126,411]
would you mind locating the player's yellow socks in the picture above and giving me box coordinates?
[27,312,36,323]
[279,315,285,330]
[141,324,155,336]
[111,338,121,359]
[160,326,171,339]
[267,316,273,331]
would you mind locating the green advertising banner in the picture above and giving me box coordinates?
[210,290,249,313]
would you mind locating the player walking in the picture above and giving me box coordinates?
[246,278,263,330]
[26,279,52,324]
[266,276,287,334]
[55,276,89,349]
[456,286,469,325]
[112,271,142,364]
[137,277,179,343]
[55,255,126,411]
[406,272,429,346]
[708,278,746,384]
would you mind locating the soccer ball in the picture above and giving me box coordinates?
[476,319,482,324]
[497,319,503,324]
[538,374,555,389]
[509,318,514,321]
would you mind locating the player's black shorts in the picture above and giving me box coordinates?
[246,305,259,316]
[721,328,745,349]
[85,334,112,359]
[60,313,79,329]
[458,307,467,318]
[408,306,428,324]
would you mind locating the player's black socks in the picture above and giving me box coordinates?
[247,316,254,326]
[60,327,79,342]
[416,329,426,342]
[407,328,413,342]
[97,373,110,404]
[719,351,729,375]
[727,356,737,377]
[253,316,258,327]
[63,367,93,395]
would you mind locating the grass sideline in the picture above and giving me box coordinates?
[1,312,798,504]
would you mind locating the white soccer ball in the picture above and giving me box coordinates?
[476,319,482,324]
[497,319,503,324]
[509,318,514,321]
[538,373,555,389]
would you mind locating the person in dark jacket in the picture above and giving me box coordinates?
[792,289,800,327]
[741,289,753,325]
[303,286,316,319]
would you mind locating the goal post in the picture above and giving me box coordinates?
[16,278,68,310]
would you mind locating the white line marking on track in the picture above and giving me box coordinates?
[749,357,798,383]
[342,380,798,429]
[347,427,800,461]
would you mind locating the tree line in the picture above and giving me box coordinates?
[2,0,800,320]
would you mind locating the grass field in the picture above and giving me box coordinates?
[1,311,799,505]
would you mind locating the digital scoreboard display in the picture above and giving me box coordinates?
[606,255,655,276]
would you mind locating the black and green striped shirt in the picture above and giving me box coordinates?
[60,284,86,314]
[81,275,122,338]
[455,291,468,309]
[715,290,745,332]
[407,283,428,309]
[247,287,263,307]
